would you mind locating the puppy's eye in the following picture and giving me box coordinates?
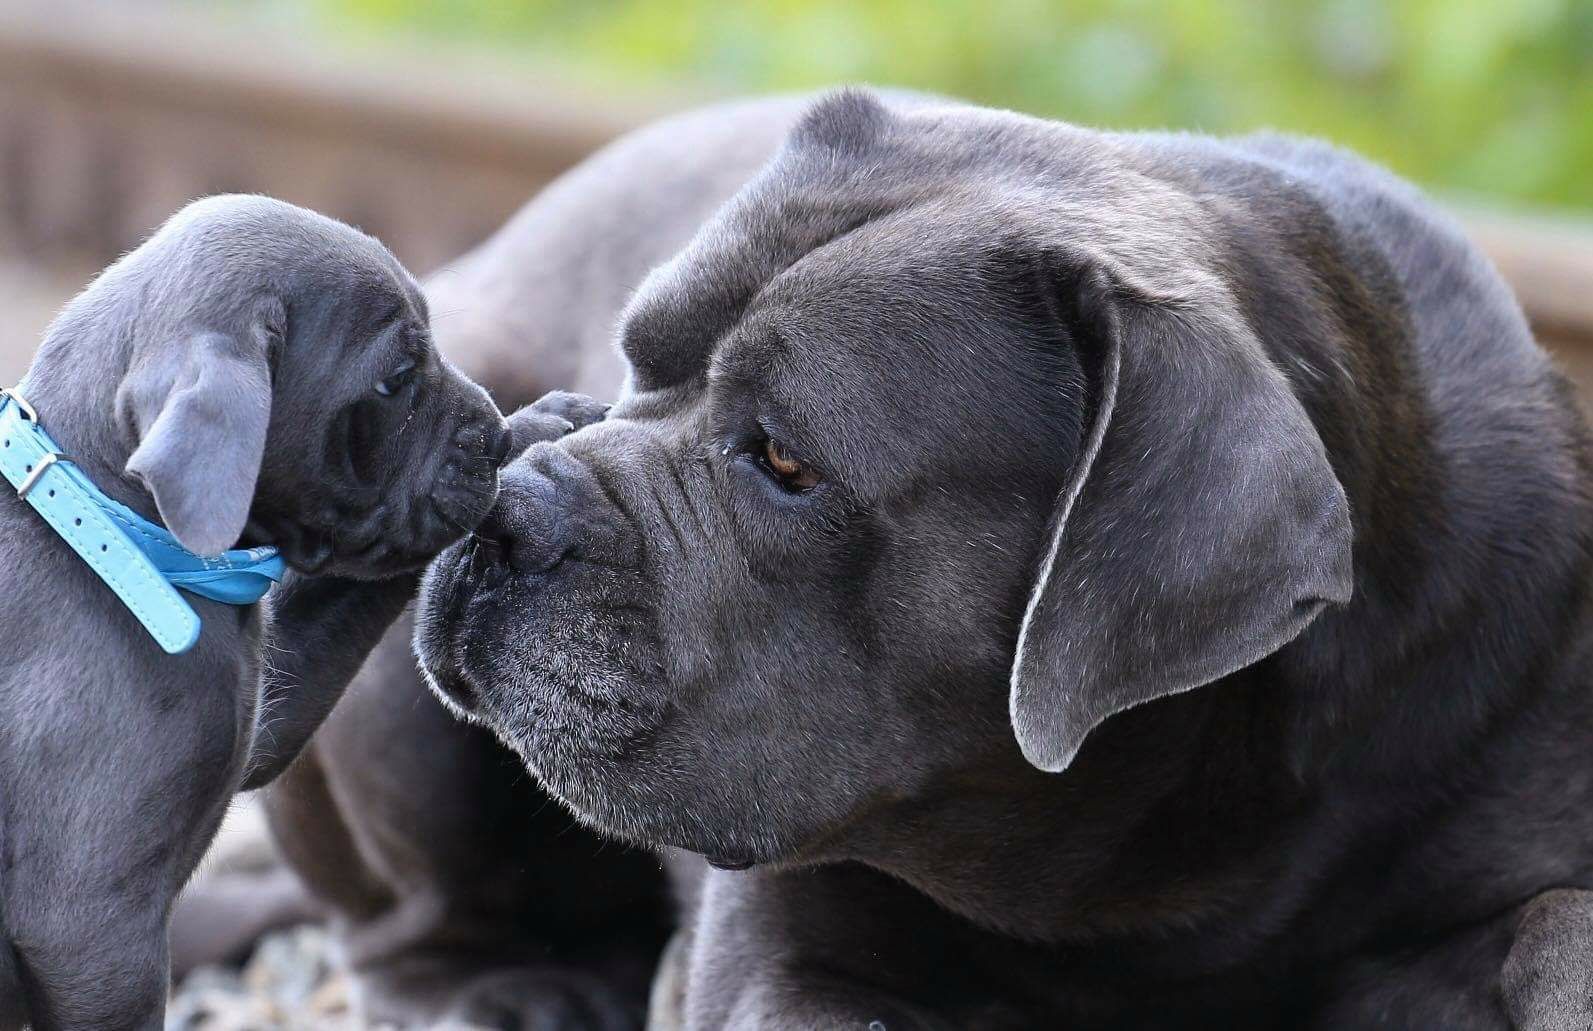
[759,437,821,492]
[375,358,417,397]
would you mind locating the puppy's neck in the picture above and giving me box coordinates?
[19,323,163,527]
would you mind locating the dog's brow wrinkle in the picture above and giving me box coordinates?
[651,485,692,552]
[663,456,711,537]
[584,457,652,571]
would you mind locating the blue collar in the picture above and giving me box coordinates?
[0,387,284,654]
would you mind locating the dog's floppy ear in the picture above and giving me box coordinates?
[121,301,279,557]
[1009,249,1353,773]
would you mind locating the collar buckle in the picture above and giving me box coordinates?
[16,450,72,499]
[0,387,38,423]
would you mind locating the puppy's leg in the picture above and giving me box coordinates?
[646,851,710,1031]
[1317,892,1593,1029]
[1502,889,1593,1031]
[0,661,238,1031]
[4,757,220,1031]
[7,891,169,1031]
[262,738,393,925]
[244,571,421,790]
[0,936,26,1031]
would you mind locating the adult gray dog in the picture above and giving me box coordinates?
[0,195,601,1030]
[257,99,809,1029]
[415,90,1593,1028]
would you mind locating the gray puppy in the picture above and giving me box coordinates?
[418,91,1593,1027]
[0,195,593,1030]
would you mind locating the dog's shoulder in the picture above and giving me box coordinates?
[1128,128,1587,499]
[1246,134,1592,530]
[1206,132,1546,383]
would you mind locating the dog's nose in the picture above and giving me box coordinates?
[473,460,572,576]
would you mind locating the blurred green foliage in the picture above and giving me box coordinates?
[302,0,1593,210]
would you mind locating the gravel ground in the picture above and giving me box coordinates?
[166,802,367,1030]
[168,927,356,1031]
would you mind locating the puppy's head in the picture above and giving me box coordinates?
[416,92,1352,867]
[100,195,509,576]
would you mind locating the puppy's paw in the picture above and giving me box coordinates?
[506,391,611,457]
[444,967,641,1031]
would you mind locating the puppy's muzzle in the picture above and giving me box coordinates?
[425,412,514,531]
[483,420,517,468]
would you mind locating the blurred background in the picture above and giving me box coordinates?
[313,0,1593,210]
[3,0,1593,386]
[1,1,1589,1023]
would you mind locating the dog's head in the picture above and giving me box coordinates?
[96,195,509,576]
[416,93,1353,868]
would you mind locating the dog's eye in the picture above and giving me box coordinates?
[375,359,417,397]
[759,437,821,492]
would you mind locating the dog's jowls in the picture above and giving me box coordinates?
[417,91,1593,1028]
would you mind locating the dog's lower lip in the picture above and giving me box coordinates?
[706,854,755,871]
[465,537,506,585]
[431,665,480,713]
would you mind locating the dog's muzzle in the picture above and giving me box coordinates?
[466,463,572,578]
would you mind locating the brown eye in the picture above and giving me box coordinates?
[762,437,821,491]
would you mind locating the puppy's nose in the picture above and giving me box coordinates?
[485,421,515,468]
[473,461,571,576]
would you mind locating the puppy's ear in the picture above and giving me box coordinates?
[122,302,279,557]
[1009,249,1353,772]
